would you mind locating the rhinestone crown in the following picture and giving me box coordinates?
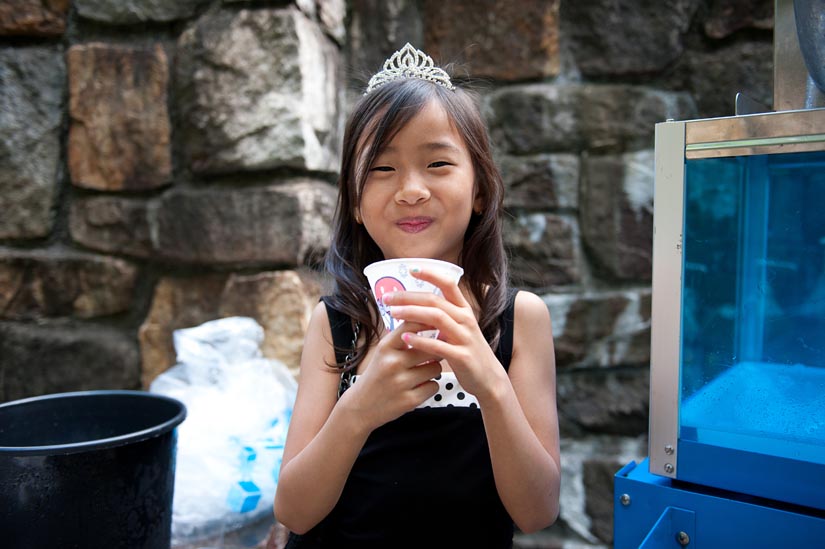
[365,43,455,95]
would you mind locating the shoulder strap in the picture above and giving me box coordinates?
[494,288,519,371]
[321,297,359,399]
[321,296,354,367]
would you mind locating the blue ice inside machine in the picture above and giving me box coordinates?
[680,150,825,471]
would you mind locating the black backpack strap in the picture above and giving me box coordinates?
[494,288,519,371]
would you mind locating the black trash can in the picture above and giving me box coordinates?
[0,390,186,549]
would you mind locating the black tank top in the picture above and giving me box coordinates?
[312,289,518,548]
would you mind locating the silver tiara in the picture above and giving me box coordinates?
[365,43,455,95]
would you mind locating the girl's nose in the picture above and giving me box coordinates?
[395,172,430,204]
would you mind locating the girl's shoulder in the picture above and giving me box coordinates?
[305,300,334,346]
[512,289,553,334]
[512,289,547,312]
[508,290,555,381]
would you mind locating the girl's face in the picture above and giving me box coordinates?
[357,100,480,264]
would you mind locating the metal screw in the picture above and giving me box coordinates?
[676,531,690,546]
[620,493,631,506]
[665,445,674,455]
[664,463,675,474]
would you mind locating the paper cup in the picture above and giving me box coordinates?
[364,258,464,337]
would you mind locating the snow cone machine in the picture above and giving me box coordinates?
[614,1,825,547]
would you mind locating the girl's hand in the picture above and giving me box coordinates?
[381,269,509,402]
[337,320,442,432]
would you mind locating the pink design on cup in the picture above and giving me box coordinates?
[374,276,405,331]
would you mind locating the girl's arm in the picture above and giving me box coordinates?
[274,301,441,534]
[384,276,561,533]
[477,291,561,532]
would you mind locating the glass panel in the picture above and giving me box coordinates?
[680,150,825,464]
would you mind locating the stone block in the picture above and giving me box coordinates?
[0,249,138,319]
[294,0,316,18]
[485,84,577,155]
[74,181,336,265]
[74,0,210,24]
[683,40,773,118]
[219,270,322,377]
[0,46,64,239]
[544,289,651,369]
[505,213,581,290]
[423,0,560,81]
[139,270,321,386]
[0,320,140,403]
[138,275,228,388]
[498,153,579,211]
[347,0,423,82]
[558,436,646,545]
[485,84,696,155]
[67,43,171,191]
[177,8,341,174]
[0,0,69,36]
[150,180,336,266]
[557,368,649,437]
[703,0,773,39]
[580,150,655,282]
[316,0,345,44]
[583,458,626,543]
[562,0,699,77]
[69,196,153,258]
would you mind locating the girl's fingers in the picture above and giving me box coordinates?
[410,268,468,307]
[398,331,452,358]
[391,304,442,322]
[408,379,440,403]
[391,305,462,341]
[409,360,442,384]
[385,293,465,324]
[387,322,444,366]
[387,319,432,349]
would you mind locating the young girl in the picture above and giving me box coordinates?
[274,44,560,548]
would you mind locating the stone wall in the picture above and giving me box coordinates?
[0,0,773,547]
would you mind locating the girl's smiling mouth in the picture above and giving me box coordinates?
[396,216,434,233]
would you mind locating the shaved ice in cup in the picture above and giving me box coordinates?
[364,258,464,337]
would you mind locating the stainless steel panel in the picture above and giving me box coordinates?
[649,120,685,479]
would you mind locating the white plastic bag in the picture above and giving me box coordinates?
[150,317,297,544]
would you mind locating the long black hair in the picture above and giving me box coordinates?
[325,78,508,370]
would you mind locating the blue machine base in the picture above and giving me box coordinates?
[614,458,825,548]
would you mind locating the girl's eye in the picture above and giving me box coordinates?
[428,161,452,168]
[370,166,394,172]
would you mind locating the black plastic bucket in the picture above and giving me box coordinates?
[0,390,186,549]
